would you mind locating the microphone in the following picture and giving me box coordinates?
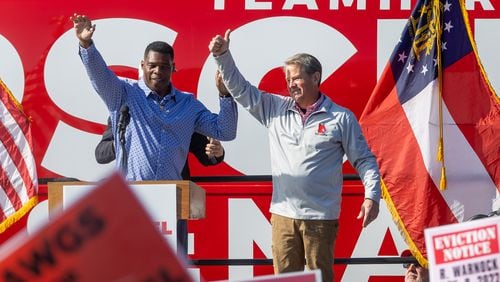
[118,105,130,146]
[117,105,130,174]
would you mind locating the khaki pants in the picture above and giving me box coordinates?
[271,214,339,282]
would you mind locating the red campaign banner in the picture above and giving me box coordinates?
[0,1,499,281]
[0,172,194,282]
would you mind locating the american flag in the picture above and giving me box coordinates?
[360,0,500,266]
[0,79,37,233]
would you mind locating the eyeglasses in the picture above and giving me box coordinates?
[401,249,419,269]
[403,262,421,269]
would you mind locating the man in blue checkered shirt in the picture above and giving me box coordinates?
[72,14,237,181]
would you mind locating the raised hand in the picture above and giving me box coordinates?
[70,13,95,48]
[209,29,231,57]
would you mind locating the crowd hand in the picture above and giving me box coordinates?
[70,13,95,48]
[209,29,231,57]
[216,70,230,97]
[357,198,379,227]
[206,138,224,158]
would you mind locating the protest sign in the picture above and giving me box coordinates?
[425,216,500,282]
[0,172,195,281]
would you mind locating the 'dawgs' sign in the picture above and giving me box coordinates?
[0,173,193,282]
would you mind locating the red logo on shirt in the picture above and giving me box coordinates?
[317,123,326,135]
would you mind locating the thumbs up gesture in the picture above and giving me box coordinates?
[209,29,231,56]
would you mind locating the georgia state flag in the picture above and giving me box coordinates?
[360,0,500,266]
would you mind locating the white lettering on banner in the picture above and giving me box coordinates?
[379,0,412,10]
[228,199,272,280]
[197,16,355,176]
[466,0,494,11]
[221,0,495,11]
[330,0,366,10]
[283,0,319,10]
[342,199,410,281]
[214,0,225,10]
[245,0,272,10]
[0,34,24,101]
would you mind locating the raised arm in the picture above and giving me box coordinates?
[209,30,287,128]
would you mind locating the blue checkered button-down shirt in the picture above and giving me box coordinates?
[80,43,237,181]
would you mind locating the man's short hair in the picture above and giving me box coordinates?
[144,41,174,59]
[284,53,322,84]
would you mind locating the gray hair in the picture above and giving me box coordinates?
[284,53,322,85]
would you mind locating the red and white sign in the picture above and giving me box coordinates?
[425,216,500,282]
[433,225,498,264]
